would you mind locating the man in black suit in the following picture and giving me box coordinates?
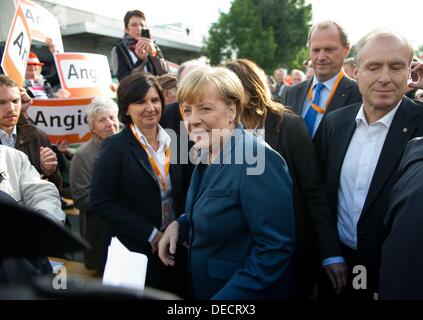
[379,137,423,300]
[280,20,362,137]
[314,30,423,299]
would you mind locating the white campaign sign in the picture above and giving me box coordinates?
[19,0,64,52]
[28,104,90,139]
[60,58,111,88]
[7,13,31,78]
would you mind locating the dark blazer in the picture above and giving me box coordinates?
[264,112,338,294]
[279,76,362,130]
[178,126,295,300]
[160,102,195,176]
[314,97,423,292]
[160,102,181,133]
[90,125,189,296]
[112,41,168,81]
[379,137,423,299]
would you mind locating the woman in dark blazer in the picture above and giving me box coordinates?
[111,10,168,81]
[224,59,343,299]
[158,67,295,300]
[90,73,188,297]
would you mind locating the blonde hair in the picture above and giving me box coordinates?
[177,67,245,124]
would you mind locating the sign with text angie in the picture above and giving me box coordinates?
[54,53,115,98]
[1,3,31,87]
[17,0,64,52]
[28,98,92,144]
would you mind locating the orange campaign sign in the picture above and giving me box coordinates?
[28,98,93,144]
[1,3,32,87]
[54,53,115,98]
[17,0,64,52]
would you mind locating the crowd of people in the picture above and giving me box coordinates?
[1,9,423,300]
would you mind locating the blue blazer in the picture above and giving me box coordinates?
[179,125,295,300]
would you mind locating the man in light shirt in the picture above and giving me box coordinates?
[280,21,362,137]
[0,145,65,223]
[314,30,423,299]
[0,74,61,189]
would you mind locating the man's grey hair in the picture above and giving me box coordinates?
[176,59,209,84]
[344,57,354,67]
[86,97,118,130]
[308,20,349,48]
[354,29,414,66]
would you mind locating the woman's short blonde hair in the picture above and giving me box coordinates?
[177,66,245,124]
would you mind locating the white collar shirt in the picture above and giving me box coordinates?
[337,101,401,249]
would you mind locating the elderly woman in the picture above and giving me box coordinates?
[111,10,168,81]
[90,73,189,297]
[224,59,339,298]
[69,97,120,269]
[158,67,295,300]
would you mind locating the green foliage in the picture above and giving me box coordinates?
[290,47,309,70]
[203,0,312,73]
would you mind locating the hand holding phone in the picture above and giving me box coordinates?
[141,28,150,39]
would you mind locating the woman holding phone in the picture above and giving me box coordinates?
[111,10,168,81]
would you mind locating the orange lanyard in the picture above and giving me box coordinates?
[130,124,170,192]
[308,70,345,113]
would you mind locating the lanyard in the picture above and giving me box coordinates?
[308,70,345,113]
[130,124,170,192]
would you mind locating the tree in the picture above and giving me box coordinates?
[203,0,277,72]
[203,0,312,73]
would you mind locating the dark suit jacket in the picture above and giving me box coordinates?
[265,112,337,264]
[90,125,189,295]
[160,102,195,176]
[379,137,423,299]
[314,97,423,292]
[178,126,295,300]
[279,76,362,131]
[160,102,181,133]
[112,41,168,81]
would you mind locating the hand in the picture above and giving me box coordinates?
[110,83,118,93]
[409,62,423,90]
[150,230,163,254]
[40,146,58,176]
[324,263,348,295]
[56,140,69,153]
[158,221,180,266]
[45,37,57,54]
[134,37,157,60]
[54,89,71,98]
[19,87,32,113]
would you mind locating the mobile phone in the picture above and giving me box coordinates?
[141,28,150,39]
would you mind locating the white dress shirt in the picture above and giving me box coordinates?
[337,102,400,249]
[132,124,175,241]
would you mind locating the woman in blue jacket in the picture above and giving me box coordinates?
[158,67,295,300]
